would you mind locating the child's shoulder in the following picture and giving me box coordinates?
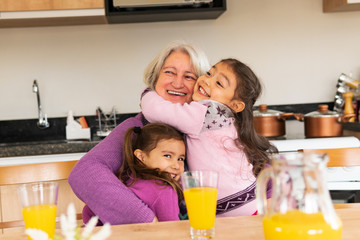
[129,179,177,205]
[130,178,174,193]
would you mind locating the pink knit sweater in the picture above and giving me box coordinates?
[141,91,258,217]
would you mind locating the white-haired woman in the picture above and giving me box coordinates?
[68,41,210,225]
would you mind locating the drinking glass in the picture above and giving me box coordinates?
[181,170,218,239]
[17,182,59,240]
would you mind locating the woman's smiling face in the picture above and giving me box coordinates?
[155,51,197,104]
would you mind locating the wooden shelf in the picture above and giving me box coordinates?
[0,0,104,11]
[0,15,107,28]
[0,0,106,28]
[323,0,360,12]
[105,0,226,24]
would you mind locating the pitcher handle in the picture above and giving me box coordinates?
[255,167,273,215]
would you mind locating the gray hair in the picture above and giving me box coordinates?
[143,41,210,89]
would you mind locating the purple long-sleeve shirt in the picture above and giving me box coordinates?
[68,113,155,225]
[127,179,180,222]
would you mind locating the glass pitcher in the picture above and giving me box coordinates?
[256,152,342,240]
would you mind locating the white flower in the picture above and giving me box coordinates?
[90,223,111,240]
[25,203,111,240]
[25,228,49,240]
[60,203,77,240]
[81,216,98,238]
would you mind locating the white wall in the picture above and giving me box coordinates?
[1,0,359,121]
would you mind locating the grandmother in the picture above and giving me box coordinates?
[68,41,210,225]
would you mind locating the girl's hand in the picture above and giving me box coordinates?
[152,216,159,223]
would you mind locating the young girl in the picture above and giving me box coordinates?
[82,123,186,224]
[141,58,277,217]
[119,123,186,222]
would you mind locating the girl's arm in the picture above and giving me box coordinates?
[68,114,155,224]
[154,187,180,222]
[141,91,208,136]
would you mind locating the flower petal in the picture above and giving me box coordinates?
[90,223,111,240]
[82,216,98,238]
[25,228,49,240]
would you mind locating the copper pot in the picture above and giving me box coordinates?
[301,104,355,138]
[253,104,295,137]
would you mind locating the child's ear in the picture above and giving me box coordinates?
[230,100,245,113]
[134,149,145,162]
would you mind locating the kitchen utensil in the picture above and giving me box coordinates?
[299,105,355,138]
[96,107,118,137]
[256,152,342,240]
[334,73,359,113]
[253,104,296,137]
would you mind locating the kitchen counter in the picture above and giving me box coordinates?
[0,140,100,158]
[0,152,86,166]
[0,113,137,159]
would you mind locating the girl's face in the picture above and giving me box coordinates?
[155,51,197,104]
[135,138,185,181]
[192,62,245,113]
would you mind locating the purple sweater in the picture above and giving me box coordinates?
[68,113,155,224]
[127,179,179,222]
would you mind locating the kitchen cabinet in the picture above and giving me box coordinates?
[105,0,226,24]
[323,0,360,12]
[0,0,226,27]
[0,155,86,234]
[0,180,84,234]
[0,0,104,11]
[0,0,107,28]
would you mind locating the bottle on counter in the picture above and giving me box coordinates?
[343,92,355,122]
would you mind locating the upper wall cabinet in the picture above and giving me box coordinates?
[0,0,226,28]
[323,0,360,12]
[0,0,107,28]
[105,0,226,24]
[0,0,104,11]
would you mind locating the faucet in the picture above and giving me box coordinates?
[32,79,50,129]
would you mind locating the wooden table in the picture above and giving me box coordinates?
[1,208,359,240]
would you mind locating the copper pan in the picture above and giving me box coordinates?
[253,104,295,137]
[298,105,355,138]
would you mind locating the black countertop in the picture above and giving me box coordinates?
[0,140,100,158]
[0,113,138,158]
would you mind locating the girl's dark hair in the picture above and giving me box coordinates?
[118,123,185,203]
[220,58,278,177]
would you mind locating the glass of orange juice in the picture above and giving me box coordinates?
[17,182,59,240]
[181,171,218,239]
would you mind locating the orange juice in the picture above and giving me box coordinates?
[263,210,342,240]
[184,187,217,230]
[22,204,57,240]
